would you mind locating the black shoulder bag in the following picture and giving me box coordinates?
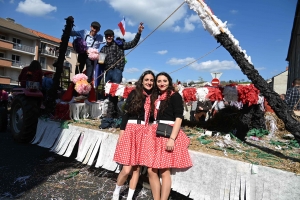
[156,108,173,138]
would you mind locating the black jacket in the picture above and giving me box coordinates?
[100,33,141,71]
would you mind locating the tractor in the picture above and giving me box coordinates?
[7,16,74,143]
[10,82,43,143]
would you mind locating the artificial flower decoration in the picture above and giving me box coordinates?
[74,79,91,95]
[87,48,99,61]
[72,73,88,84]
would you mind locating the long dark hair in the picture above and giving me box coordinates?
[127,70,156,114]
[28,60,42,71]
[155,72,175,114]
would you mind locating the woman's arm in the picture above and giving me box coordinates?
[166,117,182,151]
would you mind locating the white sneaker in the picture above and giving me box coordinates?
[112,193,119,200]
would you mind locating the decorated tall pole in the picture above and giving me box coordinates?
[44,16,74,114]
[185,0,300,142]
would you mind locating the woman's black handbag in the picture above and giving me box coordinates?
[156,123,173,138]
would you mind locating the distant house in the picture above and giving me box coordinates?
[0,17,77,89]
[286,1,300,88]
[268,68,288,95]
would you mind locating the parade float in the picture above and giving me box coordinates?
[9,1,300,199]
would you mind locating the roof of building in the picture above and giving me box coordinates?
[272,69,288,78]
[28,29,73,48]
[0,17,38,38]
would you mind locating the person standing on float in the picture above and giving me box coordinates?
[70,20,104,83]
[112,70,156,200]
[140,72,193,200]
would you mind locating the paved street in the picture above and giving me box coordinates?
[0,127,191,200]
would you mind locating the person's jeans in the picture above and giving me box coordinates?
[105,68,123,84]
[76,53,94,83]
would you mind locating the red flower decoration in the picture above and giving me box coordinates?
[237,84,260,106]
[206,87,223,101]
[182,87,197,102]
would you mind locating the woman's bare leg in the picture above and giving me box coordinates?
[160,168,171,200]
[148,167,161,200]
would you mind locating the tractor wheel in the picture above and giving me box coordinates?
[0,106,8,132]
[10,95,40,143]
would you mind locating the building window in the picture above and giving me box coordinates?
[65,49,71,57]
[12,54,20,63]
[0,52,4,58]
[0,68,4,76]
[0,35,6,40]
[13,37,21,44]
[40,57,46,69]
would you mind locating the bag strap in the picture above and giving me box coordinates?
[85,34,96,48]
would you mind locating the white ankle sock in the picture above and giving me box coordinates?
[126,188,135,200]
[113,184,122,195]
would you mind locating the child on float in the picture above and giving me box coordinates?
[112,70,156,200]
[140,72,193,200]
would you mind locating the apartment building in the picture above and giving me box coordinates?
[0,17,77,89]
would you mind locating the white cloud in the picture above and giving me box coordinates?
[10,0,14,3]
[167,58,239,71]
[157,50,168,55]
[125,67,140,73]
[104,0,187,31]
[16,0,57,16]
[127,78,138,82]
[183,17,195,32]
[256,67,266,71]
[227,23,234,28]
[113,29,142,42]
[143,68,159,74]
[230,10,238,14]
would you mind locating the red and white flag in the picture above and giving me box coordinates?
[118,17,126,36]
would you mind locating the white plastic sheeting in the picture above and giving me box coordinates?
[33,119,300,200]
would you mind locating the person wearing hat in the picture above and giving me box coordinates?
[99,22,144,117]
[70,20,105,83]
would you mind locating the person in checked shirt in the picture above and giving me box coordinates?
[285,78,300,110]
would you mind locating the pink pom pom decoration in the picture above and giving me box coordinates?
[74,80,91,95]
[88,48,99,60]
[72,73,88,84]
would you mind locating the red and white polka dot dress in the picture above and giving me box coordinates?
[113,123,147,165]
[140,124,193,169]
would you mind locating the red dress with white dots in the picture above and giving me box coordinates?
[113,90,152,166]
[140,92,193,169]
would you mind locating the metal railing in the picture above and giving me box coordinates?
[13,43,35,53]
[40,48,59,57]
[11,61,30,68]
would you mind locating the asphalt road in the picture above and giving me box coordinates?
[0,127,192,200]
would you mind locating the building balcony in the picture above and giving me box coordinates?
[0,76,11,85]
[0,58,12,68]
[40,49,59,57]
[13,43,35,54]
[11,61,30,69]
[0,39,13,50]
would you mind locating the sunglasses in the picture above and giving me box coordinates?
[105,35,114,38]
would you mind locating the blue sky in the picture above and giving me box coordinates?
[0,0,297,83]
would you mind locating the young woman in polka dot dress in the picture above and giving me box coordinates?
[112,70,156,200]
[140,72,193,200]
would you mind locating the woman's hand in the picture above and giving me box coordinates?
[166,138,175,151]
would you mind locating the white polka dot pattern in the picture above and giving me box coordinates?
[113,123,146,165]
[140,124,193,169]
